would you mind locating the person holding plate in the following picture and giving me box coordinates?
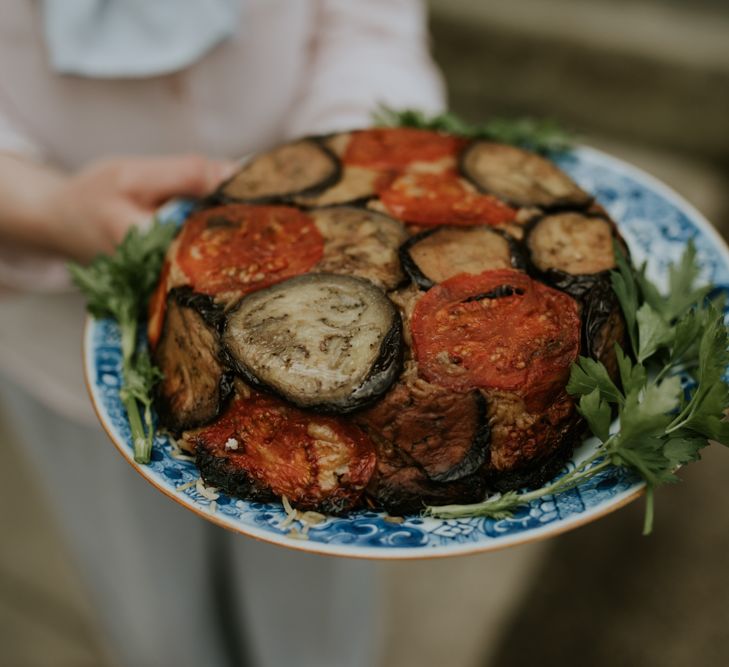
[0,2,443,666]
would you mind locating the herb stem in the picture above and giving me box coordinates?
[642,486,655,535]
[427,455,612,519]
[120,320,137,369]
[122,393,150,463]
[120,317,153,463]
[521,457,612,502]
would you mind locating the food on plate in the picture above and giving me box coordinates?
[154,288,233,433]
[355,363,489,513]
[524,211,617,299]
[219,139,340,203]
[308,206,408,289]
[175,203,324,299]
[222,273,403,413]
[377,172,517,228]
[399,225,526,290]
[148,126,627,515]
[193,388,376,513]
[460,141,592,209]
[410,270,581,404]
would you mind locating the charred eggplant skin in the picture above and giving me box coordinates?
[223,319,404,415]
[346,318,404,410]
[459,141,593,210]
[196,447,277,503]
[365,439,487,515]
[171,286,226,330]
[222,274,404,415]
[430,392,490,483]
[212,137,342,206]
[399,226,527,291]
[581,280,628,383]
[521,211,629,379]
[154,287,234,435]
[522,211,618,301]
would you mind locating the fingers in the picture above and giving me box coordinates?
[114,154,239,205]
[107,201,156,244]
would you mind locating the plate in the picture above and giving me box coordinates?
[84,145,729,559]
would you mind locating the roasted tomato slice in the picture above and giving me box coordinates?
[343,128,467,170]
[147,260,170,350]
[378,172,517,227]
[411,270,581,409]
[194,391,376,513]
[177,204,323,296]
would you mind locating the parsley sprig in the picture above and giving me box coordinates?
[426,241,729,534]
[373,106,573,154]
[70,220,176,463]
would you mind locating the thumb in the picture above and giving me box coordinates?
[123,155,239,206]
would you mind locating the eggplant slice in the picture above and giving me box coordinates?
[526,211,615,272]
[219,139,341,203]
[357,366,489,483]
[524,212,627,381]
[524,212,617,300]
[582,281,627,382]
[154,288,233,434]
[194,389,376,513]
[355,364,489,513]
[482,389,583,491]
[223,273,402,413]
[365,442,486,515]
[294,166,381,208]
[461,142,592,209]
[311,206,408,290]
[400,226,526,290]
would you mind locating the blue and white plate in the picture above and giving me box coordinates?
[84,146,729,559]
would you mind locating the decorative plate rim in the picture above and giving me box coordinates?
[83,143,728,560]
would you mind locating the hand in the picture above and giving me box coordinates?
[0,153,237,263]
[45,155,237,262]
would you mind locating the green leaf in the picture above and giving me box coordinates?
[668,307,705,368]
[567,356,623,404]
[615,344,646,396]
[667,306,729,445]
[610,246,640,355]
[636,302,673,362]
[373,106,573,153]
[69,218,176,466]
[665,240,713,321]
[611,437,678,488]
[696,308,729,386]
[120,348,163,408]
[69,218,177,324]
[621,376,682,441]
[577,388,612,442]
[633,261,666,314]
[663,435,704,467]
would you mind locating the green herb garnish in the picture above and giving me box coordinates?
[70,220,177,463]
[373,106,573,153]
[426,241,729,533]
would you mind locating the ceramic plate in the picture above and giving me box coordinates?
[84,146,729,559]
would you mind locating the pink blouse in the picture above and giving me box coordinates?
[0,0,445,422]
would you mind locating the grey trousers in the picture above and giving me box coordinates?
[1,380,380,667]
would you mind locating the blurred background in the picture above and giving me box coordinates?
[2,0,729,665]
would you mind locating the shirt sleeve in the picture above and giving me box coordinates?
[0,108,74,293]
[0,106,45,161]
[282,0,446,138]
